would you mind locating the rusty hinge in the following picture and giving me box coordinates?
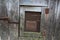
[45,8,49,14]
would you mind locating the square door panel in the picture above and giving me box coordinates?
[25,21,37,32]
[25,11,41,32]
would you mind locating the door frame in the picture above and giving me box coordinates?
[20,6,47,38]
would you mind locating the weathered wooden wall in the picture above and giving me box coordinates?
[0,0,60,40]
[19,0,60,40]
[41,0,60,40]
[0,0,19,40]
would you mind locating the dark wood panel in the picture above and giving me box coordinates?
[25,11,41,32]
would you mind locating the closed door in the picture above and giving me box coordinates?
[25,11,41,32]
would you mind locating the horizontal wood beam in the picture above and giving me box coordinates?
[8,21,19,24]
[20,5,48,7]
[0,17,9,20]
[0,17,19,24]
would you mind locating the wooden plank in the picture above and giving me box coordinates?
[0,17,9,20]
[8,21,19,24]
[20,5,48,7]
[0,17,20,26]
[0,17,19,24]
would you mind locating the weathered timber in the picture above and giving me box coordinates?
[0,17,9,20]
[0,17,19,24]
[8,21,19,24]
[20,5,48,7]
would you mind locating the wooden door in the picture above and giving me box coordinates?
[25,11,41,32]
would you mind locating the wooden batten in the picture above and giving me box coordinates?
[8,21,19,24]
[0,17,19,24]
[20,5,48,7]
[0,17,9,20]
